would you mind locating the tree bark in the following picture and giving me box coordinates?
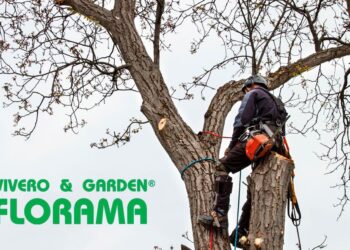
[183,158,230,250]
[246,152,294,250]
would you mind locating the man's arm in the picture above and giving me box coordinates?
[227,91,257,150]
[228,127,245,149]
[240,91,258,126]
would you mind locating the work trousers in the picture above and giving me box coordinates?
[219,141,252,231]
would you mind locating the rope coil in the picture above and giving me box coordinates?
[180,157,216,179]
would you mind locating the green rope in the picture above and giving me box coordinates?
[180,157,216,179]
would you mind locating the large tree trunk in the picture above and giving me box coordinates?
[182,155,230,250]
[246,152,294,250]
[104,3,231,249]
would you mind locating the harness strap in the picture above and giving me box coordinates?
[288,176,302,249]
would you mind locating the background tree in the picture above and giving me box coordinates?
[1,0,350,249]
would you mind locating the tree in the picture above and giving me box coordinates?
[1,0,350,249]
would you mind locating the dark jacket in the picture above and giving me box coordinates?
[228,86,279,149]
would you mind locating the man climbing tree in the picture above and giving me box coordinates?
[198,75,290,248]
[1,1,350,249]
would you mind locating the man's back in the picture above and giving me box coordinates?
[238,86,279,127]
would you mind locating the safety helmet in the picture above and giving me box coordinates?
[242,75,268,92]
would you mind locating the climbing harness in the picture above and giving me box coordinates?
[198,131,232,139]
[180,157,216,179]
[245,116,290,161]
[233,171,242,250]
[288,173,302,250]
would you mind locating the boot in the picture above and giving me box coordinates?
[198,210,228,228]
[198,174,232,228]
[229,227,248,248]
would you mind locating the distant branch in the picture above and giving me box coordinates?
[154,0,165,66]
[311,235,327,250]
[257,3,288,69]
[91,118,149,149]
[286,0,321,51]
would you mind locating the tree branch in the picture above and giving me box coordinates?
[257,3,288,69]
[286,0,321,51]
[202,80,243,153]
[268,45,350,89]
[106,0,201,171]
[154,0,165,66]
[319,37,350,47]
[238,0,258,74]
[203,45,350,151]
[311,235,327,250]
[55,0,114,26]
[346,0,350,17]
[90,118,149,149]
[113,0,136,18]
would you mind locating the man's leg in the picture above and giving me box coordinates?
[222,142,252,247]
[198,162,232,228]
[198,142,251,228]
[214,162,232,213]
[220,142,252,173]
[237,189,251,234]
[229,186,251,246]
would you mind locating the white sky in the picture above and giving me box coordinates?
[1,3,350,250]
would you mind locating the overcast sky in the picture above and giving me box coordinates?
[1,3,350,250]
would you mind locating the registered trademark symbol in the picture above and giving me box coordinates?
[148,180,155,188]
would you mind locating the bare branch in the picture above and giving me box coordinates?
[90,118,149,149]
[257,3,288,69]
[238,0,258,74]
[154,0,165,66]
[311,235,327,250]
[55,0,115,26]
[269,45,350,89]
[285,0,322,51]
[346,0,350,17]
[319,37,350,47]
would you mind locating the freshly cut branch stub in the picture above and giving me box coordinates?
[254,238,264,249]
[239,235,249,246]
[158,118,167,131]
